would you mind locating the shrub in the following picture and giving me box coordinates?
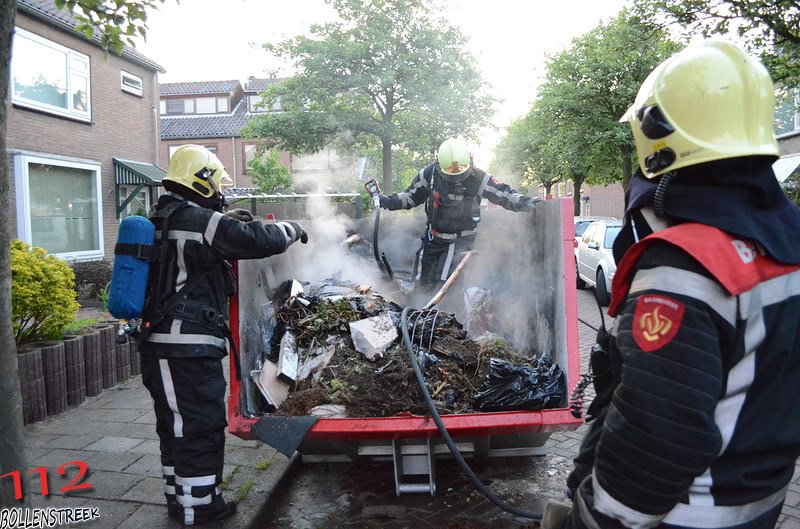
[70,259,113,301]
[12,240,80,347]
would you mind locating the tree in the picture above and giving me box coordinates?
[528,11,680,214]
[248,150,293,193]
[634,0,800,86]
[493,112,562,196]
[0,0,167,506]
[242,0,495,192]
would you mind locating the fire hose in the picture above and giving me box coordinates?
[400,306,543,521]
[400,251,543,521]
[364,179,394,280]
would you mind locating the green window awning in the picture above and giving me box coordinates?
[113,158,166,217]
[113,158,166,185]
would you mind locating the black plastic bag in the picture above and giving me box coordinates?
[474,353,566,412]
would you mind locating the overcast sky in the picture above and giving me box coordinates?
[136,0,630,165]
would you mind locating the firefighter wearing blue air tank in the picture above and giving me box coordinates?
[377,138,541,292]
[539,41,800,529]
[138,145,308,526]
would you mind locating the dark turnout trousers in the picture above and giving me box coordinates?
[141,355,227,525]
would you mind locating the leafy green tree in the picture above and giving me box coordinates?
[0,0,168,506]
[54,0,166,54]
[242,0,495,192]
[526,11,680,213]
[493,112,562,196]
[248,149,293,193]
[634,0,800,86]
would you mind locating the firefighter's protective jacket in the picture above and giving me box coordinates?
[139,193,300,359]
[565,223,800,529]
[382,162,532,236]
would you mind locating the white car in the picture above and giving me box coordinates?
[573,216,616,249]
[576,219,623,306]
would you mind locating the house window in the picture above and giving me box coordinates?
[120,71,143,97]
[11,27,91,122]
[169,144,218,158]
[119,185,150,218]
[159,100,166,114]
[775,91,800,135]
[196,97,216,114]
[217,97,228,113]
[165,98,195,115]
[248,94,280,113]
[244,144,258,166]
[14,154,103,260]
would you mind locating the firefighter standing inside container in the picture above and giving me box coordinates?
[138,145,308,526]
[540,40,800,529]
[377,138,541,293]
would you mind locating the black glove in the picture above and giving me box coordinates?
[225,208,254,222]
[521,196,543,211]
[278,221,309,245]
[378,194,391,209]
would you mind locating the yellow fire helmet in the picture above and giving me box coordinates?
[436,138,472,182]
[620,39,779,179]
[164,144,232,198]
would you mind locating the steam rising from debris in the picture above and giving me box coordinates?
[285,164,560,359]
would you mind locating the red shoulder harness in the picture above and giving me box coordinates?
[608,223,800,316]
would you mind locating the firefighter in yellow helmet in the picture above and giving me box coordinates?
[541,40,800,529]
[378,138,541,294]
[140,145,308,526]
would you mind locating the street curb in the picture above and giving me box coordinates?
[244,452,302,529]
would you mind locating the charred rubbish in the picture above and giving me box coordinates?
[248,277,567,418]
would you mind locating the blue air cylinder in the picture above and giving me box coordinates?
[108,215,155,320]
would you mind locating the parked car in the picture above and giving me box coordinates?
[573,216,616,250]
[573,216,616,289]
[576,219,623,306]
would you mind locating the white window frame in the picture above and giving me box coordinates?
[11,27,91,122]
[248,94,265,113]
[13,153,104,261]
[196,97,216,114]
[120,70,143,97]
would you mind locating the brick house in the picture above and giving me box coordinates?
[159,77,356,192]
[7,0,165,261]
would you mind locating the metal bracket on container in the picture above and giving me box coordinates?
[392,438,436,496]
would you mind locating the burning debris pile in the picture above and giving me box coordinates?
[250,278,566,418]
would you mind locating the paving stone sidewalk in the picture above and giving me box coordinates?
[22,362,295,529]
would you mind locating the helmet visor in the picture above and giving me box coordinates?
[441,160,470,176]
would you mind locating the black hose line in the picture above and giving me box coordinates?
[372,205,384,272]
[400,307,543,521]
[578,317,598,332]
[371,205,394,279]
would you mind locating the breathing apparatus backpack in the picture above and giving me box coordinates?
[108,202,189,320]
[108,215,156,320]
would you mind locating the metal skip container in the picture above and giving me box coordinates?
[227,198,583,495]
